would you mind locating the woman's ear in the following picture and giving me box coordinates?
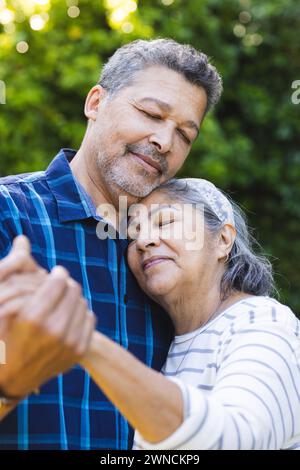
[216,224,236,261]
[84,85,107,122]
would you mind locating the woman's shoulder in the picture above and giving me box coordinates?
[222,295,299,338]
[216,296,300,366]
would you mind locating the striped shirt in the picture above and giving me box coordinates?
[0,148,173,450]
[134,296,300,449]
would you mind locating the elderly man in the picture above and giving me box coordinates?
[0,39,222,449]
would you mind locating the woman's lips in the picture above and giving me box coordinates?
[143,258,173,271]
[130,152,160,175]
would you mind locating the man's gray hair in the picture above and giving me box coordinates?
[99,39,223,113]
[158,179,276,300]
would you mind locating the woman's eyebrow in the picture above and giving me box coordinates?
[128,204,180,225]
[149,204,180,217]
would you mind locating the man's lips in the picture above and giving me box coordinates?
[130,152,161,174]
[142,256,173,271]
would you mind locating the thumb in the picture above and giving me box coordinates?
[0,235,37,282]
[12,235,31,255]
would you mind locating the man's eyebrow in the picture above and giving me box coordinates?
[139,97,172,112]
[138,97,199,137]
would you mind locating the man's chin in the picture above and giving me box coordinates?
[117,181,157,199]
[112,173,161,199]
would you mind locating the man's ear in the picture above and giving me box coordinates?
[84,85,107,121]
[217,224,236,261]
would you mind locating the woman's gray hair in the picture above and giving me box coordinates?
[158,178,276,299]
[99,39,223,113]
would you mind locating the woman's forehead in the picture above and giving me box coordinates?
[128,194,199,224]
[141,189,174,207]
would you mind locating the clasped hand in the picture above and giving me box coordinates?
[0,236,96,400]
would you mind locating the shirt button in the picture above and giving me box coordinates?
[124,294,128,304]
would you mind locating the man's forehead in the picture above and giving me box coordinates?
[129,66,204,99]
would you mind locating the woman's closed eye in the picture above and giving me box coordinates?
[159,218,174,227]
[157,211,176,228]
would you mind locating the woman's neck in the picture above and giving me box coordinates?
[157,283,251,336]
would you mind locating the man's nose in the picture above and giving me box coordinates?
[149,124,174,154]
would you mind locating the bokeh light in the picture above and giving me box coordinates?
[161,0,174,5]
[233,23,246,38]
[0,8,15,24]
[30,13,46,30]
[121,21,133,33]
[16,40,29,53]
[105,0,138,30]
[239,11,252,23]
[67,5,80,18]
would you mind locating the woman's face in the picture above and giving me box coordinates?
[127,190,220,301]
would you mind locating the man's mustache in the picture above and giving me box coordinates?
[125,144,169,175]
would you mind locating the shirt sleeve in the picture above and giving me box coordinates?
[0,211,11,258]
[134,321,300,450]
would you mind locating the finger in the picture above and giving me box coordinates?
[22,266,70,321]
[12,235,31,254]
[63,297,90,350]
[43,279,83,336]
[0,281,43,305]
[0,296,29,318]
[0,271,47,304]
[0,236,37,282]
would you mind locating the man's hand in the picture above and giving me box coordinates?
[0,235,42,282]
[0,236,96,400]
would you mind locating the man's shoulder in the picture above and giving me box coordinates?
[0,170,46,187]
[0,170,47,217]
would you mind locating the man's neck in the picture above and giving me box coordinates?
[70,147,114,208]
[70,147,139,230]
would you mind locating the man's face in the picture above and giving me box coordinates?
[86,65,207,200]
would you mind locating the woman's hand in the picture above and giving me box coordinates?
[0,270,47,319]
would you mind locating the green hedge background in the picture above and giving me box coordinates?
[0,0,299,314]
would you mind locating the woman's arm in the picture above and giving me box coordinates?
[81,319,300,450]
[134,320,300,450]
[80,331,183,444]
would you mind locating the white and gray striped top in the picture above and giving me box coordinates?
[134,296,300,449]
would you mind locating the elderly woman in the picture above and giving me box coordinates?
[79,178,300,450]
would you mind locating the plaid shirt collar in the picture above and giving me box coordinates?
[45,148,96,223]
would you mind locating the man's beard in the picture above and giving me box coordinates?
[96,144,168,198]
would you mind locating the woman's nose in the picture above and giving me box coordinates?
[135,233,160,252]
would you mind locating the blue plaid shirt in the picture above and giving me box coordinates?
[0,149,174,450]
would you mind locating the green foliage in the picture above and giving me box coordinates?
[0,0,299,313]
